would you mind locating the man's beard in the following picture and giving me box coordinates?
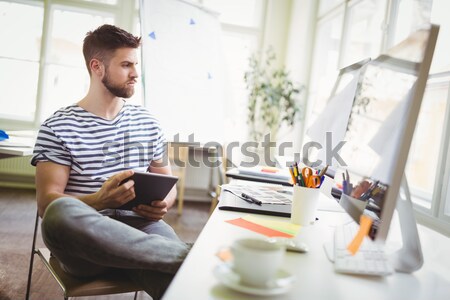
[102,71,135,98]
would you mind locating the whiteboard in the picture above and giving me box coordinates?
[140,0,226,144]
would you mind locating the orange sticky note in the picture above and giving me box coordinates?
[225,218,293,238]
[346,215,373,255]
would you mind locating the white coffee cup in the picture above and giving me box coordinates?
[230,238,285,287]
[291,185,320,226]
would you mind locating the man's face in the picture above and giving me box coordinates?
[101,48,139,98]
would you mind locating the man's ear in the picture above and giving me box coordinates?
[90,59,104,76]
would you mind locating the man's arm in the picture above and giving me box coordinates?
[35,161,136,218]
[132,158,177,220]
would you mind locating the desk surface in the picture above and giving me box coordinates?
[0,131,35,158]
[163,190,450,300]
[0,146,33,158]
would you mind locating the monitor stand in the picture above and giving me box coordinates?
[389,176,423,273]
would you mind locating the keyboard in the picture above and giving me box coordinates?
[333,223,394,276]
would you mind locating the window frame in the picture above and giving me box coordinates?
[422,72,450,230]
[309,0,450,235]
[0,0,138,129]
[0,0,44,125]
[309,4,346,118]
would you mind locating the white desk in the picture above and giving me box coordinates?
[0,146,33,158]
[163,191,450,300]
[0,131,35,158]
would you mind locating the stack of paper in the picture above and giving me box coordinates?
[221,183,292,205]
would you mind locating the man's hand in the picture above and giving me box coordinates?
[94,170,136,210]
[132,200,168,221]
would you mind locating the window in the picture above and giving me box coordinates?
[405,73,449,209]
[41,8,114,120]
[319,0,343,15]
[309,0,387,122]
[308,0,450,234]
[339,0,386,68]
[220,31,259,142]
[308,8,344,122]
[0,2,43,121]
[0,0,139,128]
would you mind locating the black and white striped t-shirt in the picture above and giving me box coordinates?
[31,104,166,196]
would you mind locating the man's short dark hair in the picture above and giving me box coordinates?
[83,24,141,75]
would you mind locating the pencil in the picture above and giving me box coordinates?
[289,166,297,185]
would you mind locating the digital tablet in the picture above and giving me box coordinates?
[118,172,178,210]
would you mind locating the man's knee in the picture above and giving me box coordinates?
[42,197,76,230]
[41,197,92,243]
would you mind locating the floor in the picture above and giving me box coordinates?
[0,187,212,300]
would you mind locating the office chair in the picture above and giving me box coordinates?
[168,143,189,215]
[25,211,142,300]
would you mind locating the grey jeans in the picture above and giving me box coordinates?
[41,197,190,300]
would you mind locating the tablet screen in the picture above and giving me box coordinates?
[118,172,178,210]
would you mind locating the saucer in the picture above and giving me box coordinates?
[213,263,295,296]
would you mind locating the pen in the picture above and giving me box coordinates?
[298,172,305,187]
[342,173,347,195]
[241,193,263,205]
[318,165,329,177]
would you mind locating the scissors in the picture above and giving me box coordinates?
[302,167,321,188]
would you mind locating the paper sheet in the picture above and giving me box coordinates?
[225,218,294,238]
[306,68,361,166]
[242,215,300,236]
[221,184,292,205]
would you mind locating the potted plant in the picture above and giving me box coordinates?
[244,48,304,143]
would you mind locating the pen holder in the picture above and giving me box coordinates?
[291,185,320,226]
[319,175,333,198]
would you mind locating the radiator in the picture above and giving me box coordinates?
[0,156,35,189]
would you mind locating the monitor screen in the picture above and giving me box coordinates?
[337,24,439,242]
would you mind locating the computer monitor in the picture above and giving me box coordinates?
[337,24,439,247]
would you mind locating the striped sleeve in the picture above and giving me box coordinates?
[31,124,72,167]
[153,122,167,161]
